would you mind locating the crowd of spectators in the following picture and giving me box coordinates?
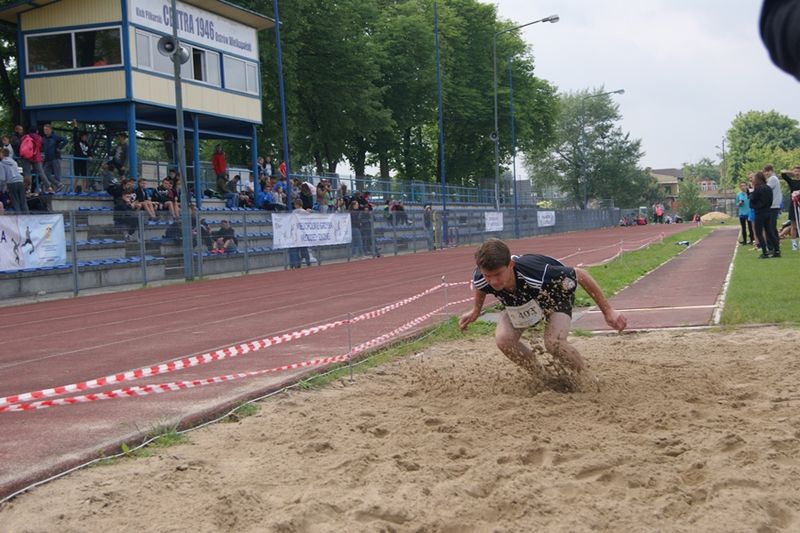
[742,164,799,258]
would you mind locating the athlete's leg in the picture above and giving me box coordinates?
[543,312,587,371]
[495,311,542,374]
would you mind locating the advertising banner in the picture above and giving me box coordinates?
[0,214,67,272]
[271,212,352,249]
[129,0,259,60]
[537,210,556,227]
[484,211,504,232]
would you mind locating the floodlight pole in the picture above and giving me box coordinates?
[493,14,559,211]
[171,0,193,280]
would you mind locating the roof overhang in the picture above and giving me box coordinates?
[0,0,274,30]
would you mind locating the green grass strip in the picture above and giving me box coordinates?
[721,241,800,325]
[574,226,714,306]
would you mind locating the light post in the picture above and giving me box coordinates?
[435,1,448,246]
[493,14,559,211]
[579,88,624,209]
[508,56,519,239]
[716,138,727,214]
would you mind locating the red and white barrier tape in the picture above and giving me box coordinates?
[0,297,473,412]
[0,283,449,407]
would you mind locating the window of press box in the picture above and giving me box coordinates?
[75,28,121,68]
[27,28,121,73]
[27,33,72,72]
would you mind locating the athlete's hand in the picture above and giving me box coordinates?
[604,309,627,332]
[459,310,479,331]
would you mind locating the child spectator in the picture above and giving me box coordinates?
[1,135,13,158]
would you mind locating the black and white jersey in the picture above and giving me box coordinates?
[472,254,577,315]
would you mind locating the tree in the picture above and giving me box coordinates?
[683,157,720,182]
[525,88,648,208]
[676,177,710,220]
[726,110,800,182]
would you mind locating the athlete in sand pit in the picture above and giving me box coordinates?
[459,239,627,376]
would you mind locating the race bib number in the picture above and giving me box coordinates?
[505,299,545,328]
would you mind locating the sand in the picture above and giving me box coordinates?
[1,326,799,532]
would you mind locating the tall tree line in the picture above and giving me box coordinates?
[240,0,558,185]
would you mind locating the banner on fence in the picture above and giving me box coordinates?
[0,214,66,272]
[484,211,504,232]
[271,212,352,249]
[537,210,556,228]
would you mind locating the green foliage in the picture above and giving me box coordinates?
[676,177,710,220]
[683,157,721,182]
[525,88,648,208]
[727,110,800,182]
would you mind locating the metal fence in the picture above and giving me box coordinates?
[0,206,619,300]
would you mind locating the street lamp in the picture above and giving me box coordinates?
[716,138,727,214]
[579,88,624,209]
[492,14,559,211]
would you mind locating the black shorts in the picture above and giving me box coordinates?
[539,268,577,317]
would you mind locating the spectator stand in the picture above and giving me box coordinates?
[0,0,274,207]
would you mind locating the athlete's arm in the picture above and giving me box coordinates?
[459,290,487,331]
[575,267,627,332]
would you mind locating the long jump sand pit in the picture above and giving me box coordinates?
[2,326,799,532]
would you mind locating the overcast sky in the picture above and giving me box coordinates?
[493,0,798,170]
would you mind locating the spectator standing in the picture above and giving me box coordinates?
[423,203,434,250]
[750,171,774,259]
[20,126,51,193]
[278,160,287,179]
[763,164,782,257]
[211,144,227,182]
[349,200,364,257]
[10,124,24,156]
[41,124,67,192]
[780,166,800,250]
[111,132,128,176]
[72,123,92,193]
[736,181,754,245]
[288,198,312,268]
[1,147,28,213]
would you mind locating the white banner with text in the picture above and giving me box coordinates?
[271,212,352,249]
[484,211,504,232]
[0,214,66,272]
[537,210,556,227]
[129,0,259,60]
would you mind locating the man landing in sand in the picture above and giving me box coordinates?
[459,239,627,379]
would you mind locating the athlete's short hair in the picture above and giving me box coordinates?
[475,239,511,271]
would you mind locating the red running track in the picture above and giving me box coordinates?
[0,224,688,499]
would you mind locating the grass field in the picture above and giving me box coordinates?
[721,241,799,325]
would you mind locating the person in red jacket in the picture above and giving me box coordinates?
[20,126,53,193]
[211,144,227,182]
